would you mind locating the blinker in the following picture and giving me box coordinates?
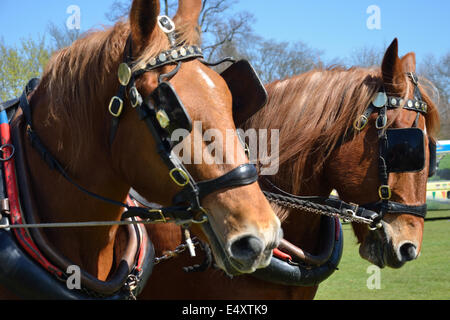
[220,60,268,126]
[385,128,426,173]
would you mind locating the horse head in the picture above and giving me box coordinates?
[326,39,439,268]
[111,0,282,275]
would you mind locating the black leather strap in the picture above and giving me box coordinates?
[173,164,258,205]
[0,98,19,113]
[362,201,427,219]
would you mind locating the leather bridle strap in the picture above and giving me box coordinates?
[18,80,195,222]
[362,201,427,219]
[358,73,429,228]
[173,164,258,205]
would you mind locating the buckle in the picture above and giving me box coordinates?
[353,115,368,131]
[149,209,167,223]
[109,96,124,117]
[157,15,176,34]
[129,86,142,108]
[376,114,387,129]
[169,168,190,187]
[378,185,391,200]
[407,72,419,85]
[188,207,208,224]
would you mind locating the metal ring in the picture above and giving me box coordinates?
[353,115,368,131]
[188,207,208,224]
[108,96,124,117]
[0,144,15,162]
[378,185,391,200]
[169,168,190,187]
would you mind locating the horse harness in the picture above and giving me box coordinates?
[0,16,268,299]
[262,72,434,230]
[16,15,267,226]
[354,72,434,228]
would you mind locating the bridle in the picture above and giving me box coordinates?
[354,72,435,229]
[19,15,260,227]
[260,72,435,231]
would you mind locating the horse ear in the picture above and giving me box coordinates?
[173,0,202,26]
[400,52,416,74]
[381,38,405,94]
[129,0,160,51]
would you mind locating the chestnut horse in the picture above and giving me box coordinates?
[0,0,281,299]
[139,38,439,299]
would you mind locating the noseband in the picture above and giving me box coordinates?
[18,16,259,225]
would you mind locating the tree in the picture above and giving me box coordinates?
[47,22,81,52]
[418,52,450,125]
[0,37,51,101]
[347,44,385,68]
[105,0,254,61]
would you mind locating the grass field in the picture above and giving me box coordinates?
[315,210,450,300]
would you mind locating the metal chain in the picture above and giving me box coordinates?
[154,237,200,265]
[263,191,373,225]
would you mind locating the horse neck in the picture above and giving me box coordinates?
[275,157,332,253]
[22,64,129,280]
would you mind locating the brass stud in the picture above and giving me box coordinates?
[159,53,167,62]
[118,63,132,86]
[149,57,157,66]
[156,109,170,129]
[372,92,387,108]
[179,47,187,56]
[171,50,178,59]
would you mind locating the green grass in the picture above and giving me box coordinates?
[315,212,450,300]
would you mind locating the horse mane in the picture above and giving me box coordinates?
[247,66,440,195]
[38,19,200,163]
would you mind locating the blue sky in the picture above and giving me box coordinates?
[0,0,449,64]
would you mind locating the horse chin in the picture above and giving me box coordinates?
[359,229,387,268]
[358,222,408,269]
[199,220,249,276]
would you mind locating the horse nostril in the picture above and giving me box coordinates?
[229,236,264,263]
[399,243,417,262]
